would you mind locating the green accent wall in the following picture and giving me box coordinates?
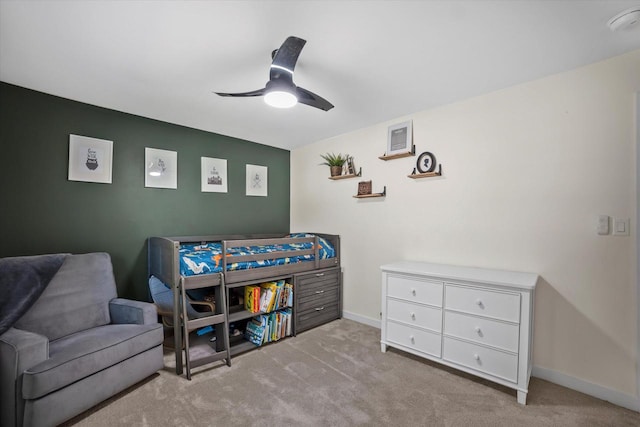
[0,82,290,300]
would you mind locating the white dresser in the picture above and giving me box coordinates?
[380,261,538,405]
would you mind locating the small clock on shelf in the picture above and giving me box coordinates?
[408,151,442,179]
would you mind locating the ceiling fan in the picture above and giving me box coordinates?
[215,36,334,111]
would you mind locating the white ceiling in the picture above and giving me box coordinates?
[1,1,639,150]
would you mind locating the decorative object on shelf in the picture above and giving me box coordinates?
[145,147,177,189]
[329,155,361,180]
[201,157,228,193]
[342,155,356,175]
[68,134,113,184]
[382,120,413,159]
[320,152,348,177]
[357,180,372,195]
[246,164,268,197]
[408,151,443,179]
[416,151,436,173]
[354,184,386,198]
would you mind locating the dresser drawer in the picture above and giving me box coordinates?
[386,321,441,357]
[443,337,518,383]
[298,286,339,312]
[387,275,442,307]
[445,285,520,323]
[296,269,340,294]
[444,311,519,353]
[296,302,340,333]
[387,298,442,332]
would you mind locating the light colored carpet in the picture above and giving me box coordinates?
[64,319,640,426]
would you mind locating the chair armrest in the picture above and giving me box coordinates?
[189,300,215,312]
[0,328,49,427]
[109,298,158,325]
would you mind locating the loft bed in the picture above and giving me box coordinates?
[148,232,340,289]
[147,232,340,374]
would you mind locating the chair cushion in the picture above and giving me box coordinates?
[22,323,163,400]
[15,253,118,341]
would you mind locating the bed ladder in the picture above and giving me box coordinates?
[180,273,232,380]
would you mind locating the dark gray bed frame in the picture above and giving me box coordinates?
[147,233,340,373]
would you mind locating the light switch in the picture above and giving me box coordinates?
[597,215,610,235]
[613,218,630,236]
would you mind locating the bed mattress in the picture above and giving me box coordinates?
[179,233,336,277]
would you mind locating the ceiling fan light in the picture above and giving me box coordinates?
[608,7,640,32]
[264,90,297,108]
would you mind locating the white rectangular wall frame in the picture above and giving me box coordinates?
[380,261,538,405]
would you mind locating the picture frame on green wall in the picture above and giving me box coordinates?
[145,147,177,189]
[68,134,113,184]
[246,164,268,197]
[201,157,228,193]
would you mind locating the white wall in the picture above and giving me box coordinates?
[291,50,639,403]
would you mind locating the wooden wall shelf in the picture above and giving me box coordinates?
[329,167,362,180]
[379,146,415,161]
[353,186,386,198]
[408,164,442,179]
[408,172,441,179]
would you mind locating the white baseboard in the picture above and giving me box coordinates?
[342,310,380,328]
[532,366,639,412]
[341,313,639,412]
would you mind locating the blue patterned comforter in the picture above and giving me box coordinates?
[179,233,336,277]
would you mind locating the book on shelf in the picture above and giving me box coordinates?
[244,308,293,346]
[244,285,261,313]
[245,319,265,346]
[260,281,277,312]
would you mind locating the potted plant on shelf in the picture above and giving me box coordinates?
[320,153,348,177]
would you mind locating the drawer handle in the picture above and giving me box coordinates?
[475,299,483,307]
[315,306,325,311]
[315,273,325,277]
[474,353,480,361]
[411,288,416,296]
[409,335,415,343]
[315,290,325,294]
[474,326,481,334]
[410,312,416,320]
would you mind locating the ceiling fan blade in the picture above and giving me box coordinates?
[270,36,306,81]
[295,86,334,111]
[215,88,266,97]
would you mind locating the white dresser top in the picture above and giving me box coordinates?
[380,261,538,290]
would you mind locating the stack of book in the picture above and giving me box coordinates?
[244,308,293,346]
[244,280,293,314]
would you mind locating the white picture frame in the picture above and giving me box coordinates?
[201,157,228,193]
[145,147,177,189]
[387,120,413,156]
[68,134,113,184]
[246,164,268,197]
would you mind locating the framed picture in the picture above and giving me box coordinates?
[201,157,228,193]
[145,147,177,189]
[358,180,372,195]
[246,164,268,197]
[68,134,113,184]
[387,120,413,156]
[416,151,436,173]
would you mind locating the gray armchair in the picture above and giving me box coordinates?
[0,253,164,427]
